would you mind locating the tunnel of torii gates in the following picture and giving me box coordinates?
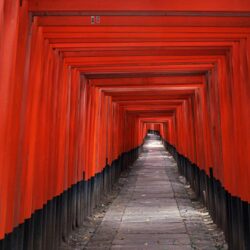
[1,0,250,249]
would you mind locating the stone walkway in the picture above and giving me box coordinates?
[83,135,227,250]
[61,134,227,250]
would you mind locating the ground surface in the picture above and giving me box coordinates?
[61,135,227,250]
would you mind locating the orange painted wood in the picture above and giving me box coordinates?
[1,0,250,239]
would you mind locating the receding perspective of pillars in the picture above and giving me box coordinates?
[0,0,250,250]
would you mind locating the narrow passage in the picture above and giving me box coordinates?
[64,135,227,250]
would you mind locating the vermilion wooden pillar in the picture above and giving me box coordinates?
[1,0,250,249]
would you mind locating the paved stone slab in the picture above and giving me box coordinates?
[62,134,227,250]
[84,135,227,249]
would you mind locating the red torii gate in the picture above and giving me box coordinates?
[1,1,250,249]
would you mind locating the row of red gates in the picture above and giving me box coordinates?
[1,0,250,249]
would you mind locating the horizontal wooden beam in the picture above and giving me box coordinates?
[29,0,250,13]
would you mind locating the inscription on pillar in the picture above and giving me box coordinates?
[91,16,101,24]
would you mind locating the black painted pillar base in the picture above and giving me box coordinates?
[162,139,250,250]
[0,144,143,250]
